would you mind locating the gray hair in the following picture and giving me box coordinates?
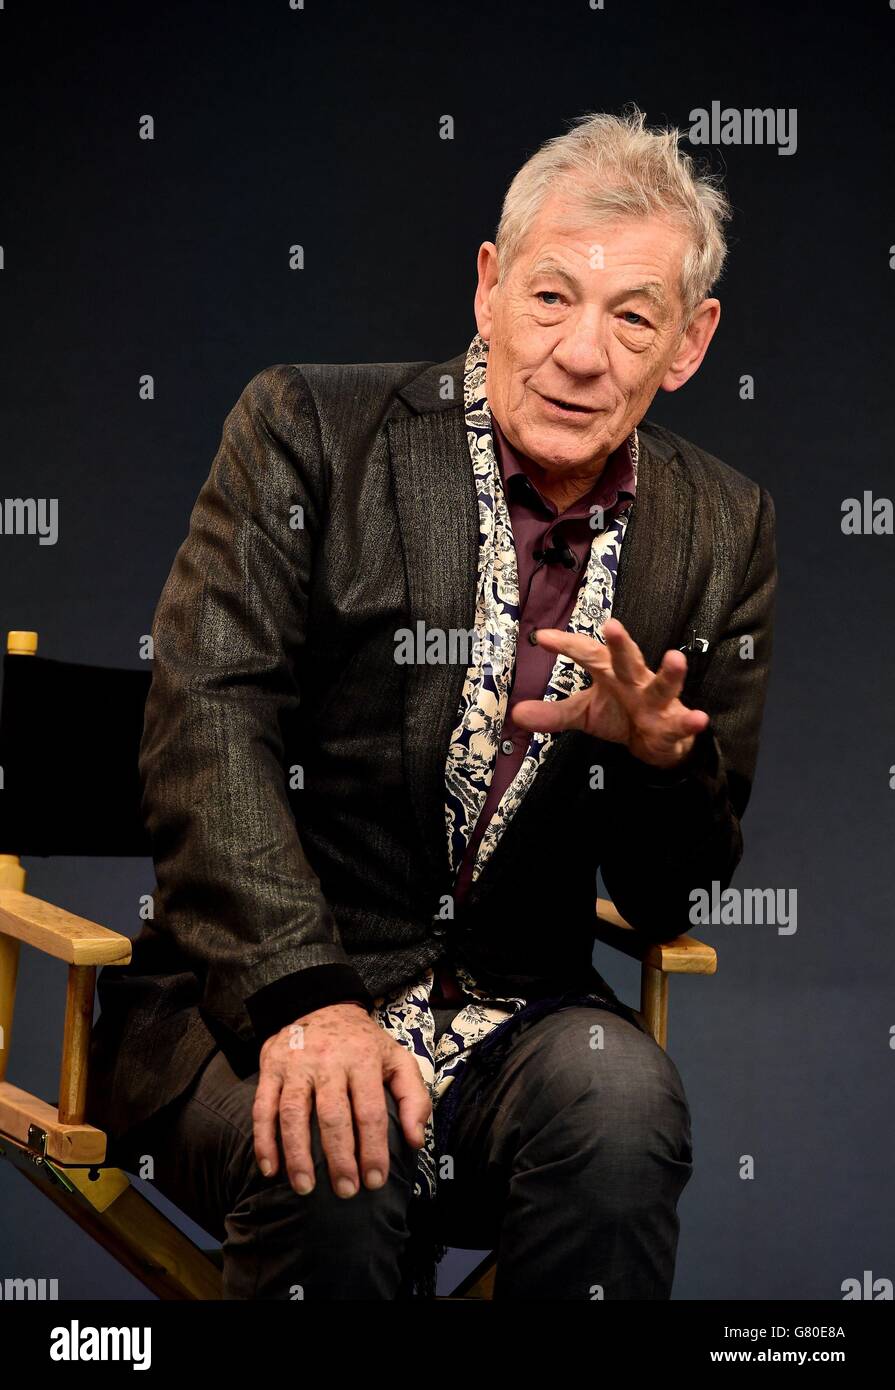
[494,106,733,331]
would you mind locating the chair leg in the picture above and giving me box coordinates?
[1,1138,222,1300]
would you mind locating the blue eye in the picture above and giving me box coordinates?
[536,291,563,306]
[622,311,647,326]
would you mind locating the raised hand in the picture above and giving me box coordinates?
[512,617,710,770]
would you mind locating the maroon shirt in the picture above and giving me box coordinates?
[433,418,636,1003]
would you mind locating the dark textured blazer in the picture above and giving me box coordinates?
[88,349,777,1141]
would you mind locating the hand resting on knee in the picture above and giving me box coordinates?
[251,1002,431,1202]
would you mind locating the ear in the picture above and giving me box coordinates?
[660,299,721,393]
[474,241,500,341]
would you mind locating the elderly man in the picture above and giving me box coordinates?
[88,107,776,1300]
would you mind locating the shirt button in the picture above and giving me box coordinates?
[500,739,514,755]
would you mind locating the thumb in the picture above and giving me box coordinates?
[513,687,593,733]
[383,1046,432,1149]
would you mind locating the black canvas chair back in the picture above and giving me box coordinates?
[0,651,152,858]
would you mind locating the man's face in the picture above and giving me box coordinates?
[474,193,720,478]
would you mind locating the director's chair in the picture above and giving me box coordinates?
[0,629,716,1300]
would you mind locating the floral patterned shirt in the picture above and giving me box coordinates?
[371,332,643,1221]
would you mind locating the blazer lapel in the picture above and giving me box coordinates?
[387,356,479,889]
[610,424,697,670]
[387,353,700,894]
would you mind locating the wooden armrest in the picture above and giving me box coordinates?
[0,889,131,965]
[0,889,131,1126]
[595,897,716,975]
[0,1080,106,1163]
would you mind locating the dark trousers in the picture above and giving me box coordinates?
[113,1005,693,1300]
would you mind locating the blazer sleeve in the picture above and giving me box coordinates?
[597,483,777,942]
[139,365,374,1046]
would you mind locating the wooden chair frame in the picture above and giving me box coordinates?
[0,630,716,1301]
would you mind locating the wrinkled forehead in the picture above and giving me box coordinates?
[515,192,689,267]
[507,192,691,317]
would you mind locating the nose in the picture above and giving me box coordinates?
[550,309,611,377]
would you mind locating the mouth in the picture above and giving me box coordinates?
[537,392,601,418]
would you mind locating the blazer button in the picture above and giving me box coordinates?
[500,739,514,755]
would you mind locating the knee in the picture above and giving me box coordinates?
[522,1009,692,1163]
[234,1084,419,1207]
[223,1088,419,1298]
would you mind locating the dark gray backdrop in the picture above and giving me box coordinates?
[1,0,892,1300]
